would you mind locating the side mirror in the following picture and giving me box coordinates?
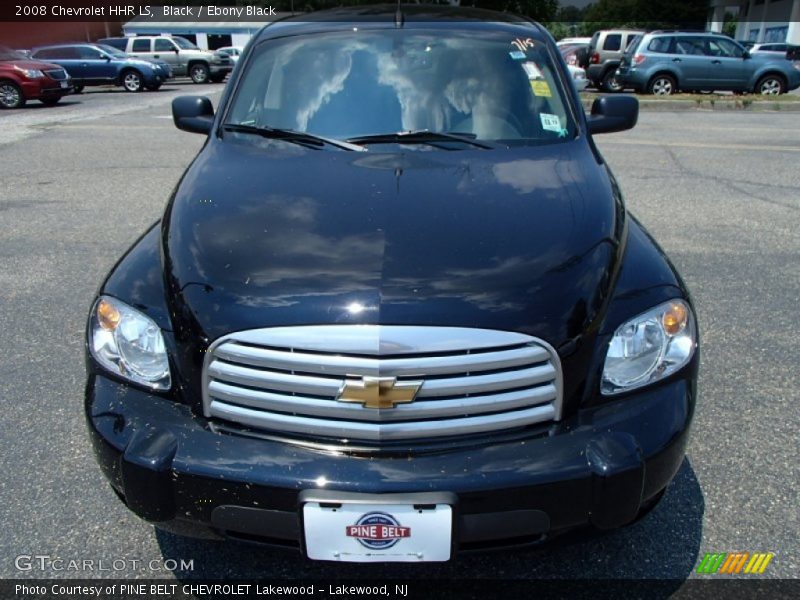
[586,95,638,135]
[174,48,180,54]
[743,50,751,59]
[172,96,214,134]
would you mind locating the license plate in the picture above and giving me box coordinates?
[60,81,68,88]
[303,502,452,562]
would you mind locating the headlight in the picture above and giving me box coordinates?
[20,68,44,78]
[89,296,171,390]
[601,299,696,395]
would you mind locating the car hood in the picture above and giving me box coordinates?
[2,59,64,71]
[162,138,625,347]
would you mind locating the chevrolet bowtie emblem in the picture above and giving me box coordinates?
[337,376,422,409]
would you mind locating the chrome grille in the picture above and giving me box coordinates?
[44,69,67,80]
[203,326,563,442]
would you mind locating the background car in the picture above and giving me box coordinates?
[750,42,800,61]
[0,45,72,108]
[617,32,800,95]
[560,42,589,69]
[99,36,232,83]
[31,43,165,92]
[568,64,589,91]
[216,46,244,63]
[587,28,645,91]
[96,43,172,85]
[556,36,592,48]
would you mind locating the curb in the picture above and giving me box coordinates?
[581,97,800,112]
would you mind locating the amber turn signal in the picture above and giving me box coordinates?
[97,299,121,331]
[662,302,688,336]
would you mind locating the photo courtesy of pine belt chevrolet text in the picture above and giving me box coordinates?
[84,5,699,563]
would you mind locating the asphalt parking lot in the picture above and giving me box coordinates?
[0,87,798,585]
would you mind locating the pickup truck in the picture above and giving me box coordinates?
[99,36,233,83]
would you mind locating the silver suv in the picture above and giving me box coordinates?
[99,36,233,83]
[587,29,645,91]
[616,31,800,95]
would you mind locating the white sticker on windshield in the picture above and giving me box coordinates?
[522,62,544,80]
[540,113,562,133]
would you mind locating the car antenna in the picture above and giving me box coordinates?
[395,0,404,28]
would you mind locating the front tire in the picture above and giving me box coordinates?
[601,70,623,93]
[0,81,25,109]
[648,74,677,96]
[756,74,785,95]
[189,63,210,84]
[72,84,84,94]
[121,70,143,92]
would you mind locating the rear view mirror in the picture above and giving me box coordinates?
[586,95,638,135]
[172,96,214,134]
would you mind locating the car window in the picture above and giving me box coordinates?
[173,37,199,50]
[647,36,674,54]
[132,39,151,52]
[32,48,54,59]
[37,47,80,59]
[707,38,744,58]
[78,46,104,60]
[99,39,127,51]
[623,34,639,51]
[227,30,576,145]
[155,39,176,52]
[97,44,127,58]
[603,34,622,51]
[676,37,706,56]
[623,35,641,56]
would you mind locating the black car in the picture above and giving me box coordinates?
[85,6,698,562]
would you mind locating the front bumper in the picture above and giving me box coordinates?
[86,368,695,554]
[22,78,72,99]
[209,64,233,77]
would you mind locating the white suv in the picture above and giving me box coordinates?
[99,36,233,83]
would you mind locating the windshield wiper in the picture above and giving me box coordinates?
[222,123,366,152]
[347,130,495,150]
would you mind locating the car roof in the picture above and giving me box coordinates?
[597,28,646,34]
[253,4,543,44]
[32,43,100,50]
[648,31,731,38]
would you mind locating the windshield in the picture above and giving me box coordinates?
[96,44,128,58]
[173,37,199,50]
[0,45,26,60]
[226,29,576,145]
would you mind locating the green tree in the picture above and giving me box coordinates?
[583,0,708,30]
[723,11,737,38]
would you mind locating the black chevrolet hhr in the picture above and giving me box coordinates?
[86,5,698,562]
